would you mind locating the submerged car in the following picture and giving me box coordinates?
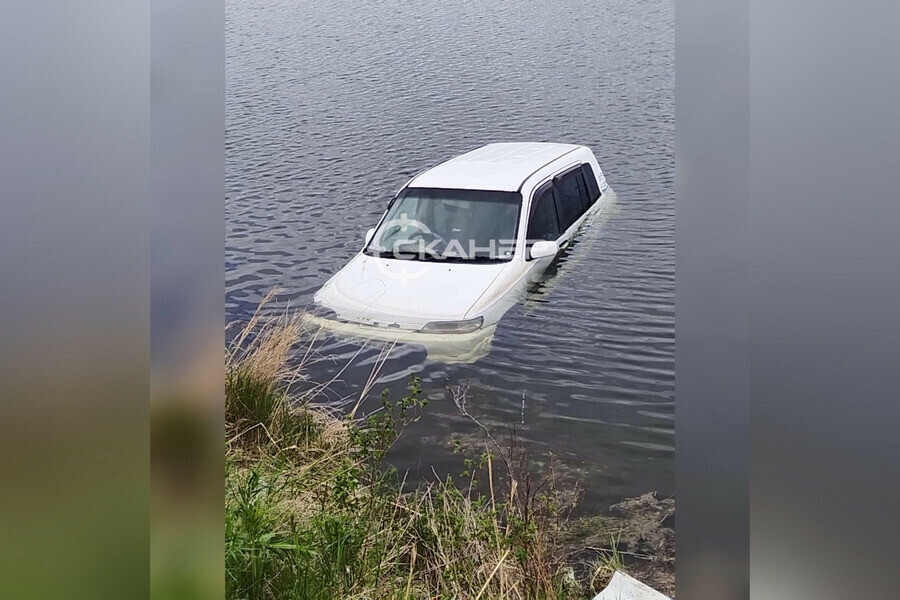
[312,142,613,359]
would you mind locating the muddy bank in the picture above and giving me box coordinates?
[563,492,675,597]
[419,421,676,596]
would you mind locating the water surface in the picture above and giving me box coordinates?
[227,0,674,511]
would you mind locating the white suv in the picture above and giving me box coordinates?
[313,142,613,359]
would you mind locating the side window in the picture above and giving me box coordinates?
[526,186,560,254]
[581,163,601,204]
[555,170,587,229]
[574,171,591,211]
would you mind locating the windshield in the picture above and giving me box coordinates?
[365,188,521,261]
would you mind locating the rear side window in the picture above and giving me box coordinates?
[574,171,591,211]
[526,185,560,251]
[555,169,588,229]
[581,163,601,204]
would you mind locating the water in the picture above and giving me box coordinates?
[227,0,674,512]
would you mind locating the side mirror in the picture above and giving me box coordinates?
[363,228,376,247]
[529,240,559,260]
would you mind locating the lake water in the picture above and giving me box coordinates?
[226,0,674,512]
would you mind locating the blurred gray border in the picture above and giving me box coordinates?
[676,0,750,597]
[151,0,223,598]
[748,1,900,598]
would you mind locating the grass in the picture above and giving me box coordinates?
[225,294,668,599]
[588,533,627,594]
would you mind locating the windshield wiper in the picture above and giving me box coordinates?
[366,248,509,263]
[389,243,444,261]
[366,249,440,261]
[467,256,511,263]
[430,255,510,263]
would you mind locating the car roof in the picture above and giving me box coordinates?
[407,142,583,192]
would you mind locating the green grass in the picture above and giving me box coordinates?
[224,297,651,599]
[588,533,627,594]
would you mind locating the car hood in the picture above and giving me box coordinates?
[314,254,508,327]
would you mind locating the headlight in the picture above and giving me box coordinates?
[420,316,483,334]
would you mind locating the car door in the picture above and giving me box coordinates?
[525,165,595,262]
[553,166,592,245]
[525,181,563,262]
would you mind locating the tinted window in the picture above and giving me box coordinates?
[555,170,587,229]
[526,186,560,250]
[574,171,591,211]
[581,163,601,203]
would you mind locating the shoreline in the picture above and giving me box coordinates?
[225,302,674,598]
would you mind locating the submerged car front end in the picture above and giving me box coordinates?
[310,252,513,361]
[312,252,507,332]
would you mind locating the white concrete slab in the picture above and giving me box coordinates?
[593,571,671,600]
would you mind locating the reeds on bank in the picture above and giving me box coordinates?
[225,294,654,599]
